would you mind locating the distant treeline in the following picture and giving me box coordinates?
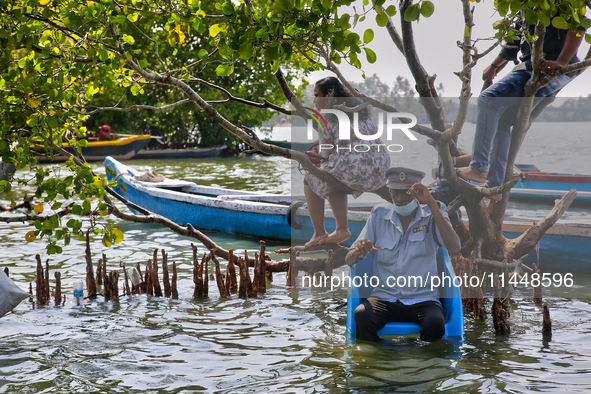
[267,74,591,127]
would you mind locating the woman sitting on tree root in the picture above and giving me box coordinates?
[304,77,391,247]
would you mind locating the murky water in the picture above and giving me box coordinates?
[2,123,591,393]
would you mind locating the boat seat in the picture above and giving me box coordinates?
[345,247,464,340]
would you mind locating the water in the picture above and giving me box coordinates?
[2,123,591,393]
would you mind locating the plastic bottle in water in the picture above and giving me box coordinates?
[73,280,84,305]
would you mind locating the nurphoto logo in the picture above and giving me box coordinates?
[306,108,419,153]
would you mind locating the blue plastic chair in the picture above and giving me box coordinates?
[345,247,464,341]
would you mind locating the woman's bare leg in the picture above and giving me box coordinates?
[304,184,328,247]
[320,189,351,245]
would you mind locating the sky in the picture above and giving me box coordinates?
[306,1,591,99]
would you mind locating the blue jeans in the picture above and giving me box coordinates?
[470,70,573,187]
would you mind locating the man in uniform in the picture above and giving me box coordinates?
[346,167,461,342]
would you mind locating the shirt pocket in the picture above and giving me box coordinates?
[407,229,431,257]
[374,236,399,266]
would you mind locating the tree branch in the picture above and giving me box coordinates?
[191,77,292,115]
[0,204,73,223]
[373,2,404,54]
[83,99,192,115]
[507,190,577,258]
[274,68,309,120]
[124,18,166,71]
[399,0,446,132]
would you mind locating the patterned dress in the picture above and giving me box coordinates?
[305,115,391,199]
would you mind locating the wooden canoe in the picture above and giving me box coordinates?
[105,157,591,273]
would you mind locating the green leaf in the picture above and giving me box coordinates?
[404,4,420,22]
[198,49,209,59]
[222,1,234,15]
[209,24,225,38]
[363,28,374,44]
[112,228,124,243]
[216,64,227,76]
[240,42,253,60]
[551,16,569,30]
[376,12,388,27]
[338,14,350,29]
[586,34,591,45]
[580,18,591,30]
[525,9,538,25]
[498,2,509,17]
[123,35,135,45]
[102,234,112,247]
[364,47,377,63]
[420,1,434,18]
[385,5,397,17]
[539,12,550,27]
[509,0,520,15]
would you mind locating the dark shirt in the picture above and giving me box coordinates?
[499,14,587,75]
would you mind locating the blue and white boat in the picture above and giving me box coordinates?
[105,157,591,273]
[104,156,368,244]
[511,164,591,203]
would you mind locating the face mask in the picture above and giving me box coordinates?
[392,198,418,217]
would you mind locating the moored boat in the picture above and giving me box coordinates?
[511,164,591,203]
[131,145,227,160]
[36,135,151,163]
[105,157,591,273]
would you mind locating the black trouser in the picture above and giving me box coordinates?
[354,298,445,342]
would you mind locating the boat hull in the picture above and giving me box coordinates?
[37,135,151,163]
[105,157,591,273]
[132,145,227,160]
[511,164,591,203]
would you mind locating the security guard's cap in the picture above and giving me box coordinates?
[385,167,425,189]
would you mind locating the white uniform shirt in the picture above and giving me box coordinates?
[352,202,448,304]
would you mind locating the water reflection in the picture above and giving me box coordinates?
[2,155,591,393]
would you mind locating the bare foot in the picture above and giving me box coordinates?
[457,167,487,184]
[304,233,328,247]
[318,229,351,245]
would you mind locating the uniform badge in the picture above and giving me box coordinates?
[413,225,425,233]
[399,172,406,181]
